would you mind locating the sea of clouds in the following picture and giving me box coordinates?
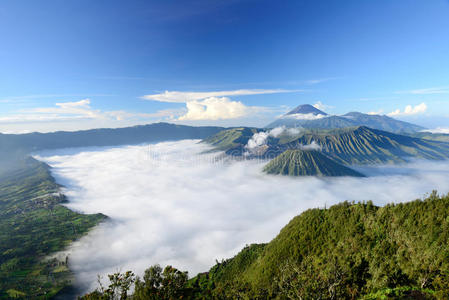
[35,140,449,293]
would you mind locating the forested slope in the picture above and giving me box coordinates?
[0,157,105,299]
[82,192,449,299]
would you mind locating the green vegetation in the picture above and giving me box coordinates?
[81,191,449,299]
[0,157,106,299]
[0,122,227,298]
[202,127,259,153]
[263,149,365,177]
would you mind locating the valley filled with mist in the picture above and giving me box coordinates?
[2,1,449,298]
[35,139,449,294]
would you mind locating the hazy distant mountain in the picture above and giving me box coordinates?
[263,149,364,177]
[266,104,425,134]
[266,104,328,128]
[340,112,425,133]
[0,122,225,160]
[285,104,328,116]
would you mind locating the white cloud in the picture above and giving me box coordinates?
[304,77,340,85]
[396,86,449,95]
[245,126,301,152]
[367,109,384,115]
[142,89,296,121]
[178,97,250,121]
[422,127,449,134]
[141,89,296,103]
[387,102,427,117]
[0,99,182,125]
[36,141,449,294]
[0,99,101,123]
[31,99,100,118]
[299,141,321,151]
[312,101,332,112]
[283,113,326,120]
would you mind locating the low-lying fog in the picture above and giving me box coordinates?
[36,140,449,293]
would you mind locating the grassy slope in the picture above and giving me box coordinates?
[192,192,449,299]
[0,157,106,299]
[202,127,259,152]
[263,149,365,177]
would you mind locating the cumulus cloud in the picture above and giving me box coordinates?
[142,89,298,121]
[299,141,321,151]
[387,102,427,117]
[141,89,296,103]
[36,141,449,295]
[245,126,301,152]
[178,97,250,121]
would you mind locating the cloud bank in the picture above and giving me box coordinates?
[422,127,449,134]
[388,102,427,117]
[0,99,179,124]
[36,141,449,294]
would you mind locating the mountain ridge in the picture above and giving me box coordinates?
[263,149,365,177]
[266,105,425,133]
[203,126,449,166]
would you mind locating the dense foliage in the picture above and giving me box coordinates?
[0,157,105,299]
[81,192,449,299]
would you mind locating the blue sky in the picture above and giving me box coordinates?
[1,0,449,132]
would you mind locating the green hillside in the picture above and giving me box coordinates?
[0,122,225,298]
[81,192,449,299]
[191,191,449,299]
[0,157,106,299]
[263,149,365,177]
[202,127,260,152]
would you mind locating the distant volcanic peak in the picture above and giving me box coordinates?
[286,104,327,116]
